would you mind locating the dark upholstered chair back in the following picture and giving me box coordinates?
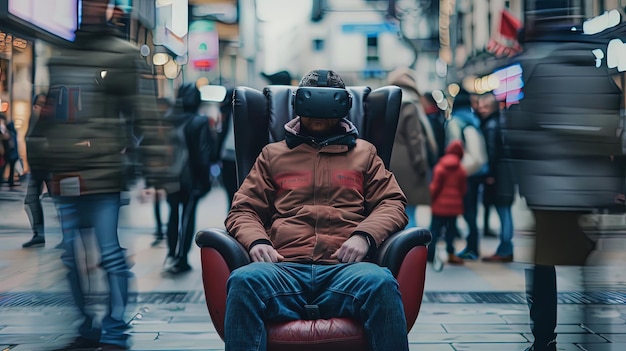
[232,85,402,186]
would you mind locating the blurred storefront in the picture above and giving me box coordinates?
[0,0,80,174]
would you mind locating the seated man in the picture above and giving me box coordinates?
[224,69,410,351]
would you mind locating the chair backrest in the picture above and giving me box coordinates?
[232,85,402,186]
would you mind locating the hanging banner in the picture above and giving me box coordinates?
[486,9,522,58]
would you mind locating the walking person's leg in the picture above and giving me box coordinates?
[53,196,102,349]
[86,193,130,349]
[496,205,514,257]
[23,173,46,248]
[164,192,181,269]
[444,217,464,265]
[170,191,200,273]
[7,159,16,187]
[151,190,164,246]
[459,177,481,259]
[427,215,444,263]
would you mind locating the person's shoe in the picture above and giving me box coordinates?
[448,253,465,265]
[167,261,192,274]
[432,253,444,272]
[96,343,128,351]
[482,254,514,263]
[163,256,177,271]
[524,340,557,351]
[150,236,164,247]
[457,249,479,260]
[22,235,45,248]
[52,336,100,351]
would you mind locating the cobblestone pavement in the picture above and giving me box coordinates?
[0,185,624,350]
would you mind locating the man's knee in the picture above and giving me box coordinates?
[100,250,129,274]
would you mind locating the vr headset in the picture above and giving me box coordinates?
[292,70,352,119]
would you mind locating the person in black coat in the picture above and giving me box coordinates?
[476,93,515,262]
[164,84,215,274]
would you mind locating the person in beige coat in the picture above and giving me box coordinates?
[387,67,438,227]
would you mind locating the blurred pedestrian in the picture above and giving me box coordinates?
[428,140,467,270]
[151,97,172,247]
[30,1,175,350]
[502,3,626,350]
[477,93,515,262]
[217,88,237,210]
[445,90,488,260]
[163,84,216,274]
[0,114,19,189]
[387,67,437,227]
[22,93,49,248]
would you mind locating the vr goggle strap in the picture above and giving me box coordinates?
[317,70,329,87]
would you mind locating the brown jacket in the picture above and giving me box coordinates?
[225,118,408,263]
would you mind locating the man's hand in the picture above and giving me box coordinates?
[331,235,369,263]
[249,243,284,263]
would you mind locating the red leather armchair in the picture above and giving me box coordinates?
[195,85,432,351]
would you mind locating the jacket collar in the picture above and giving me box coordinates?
[284,117,358,150]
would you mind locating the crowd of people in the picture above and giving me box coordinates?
[385,67,516,271]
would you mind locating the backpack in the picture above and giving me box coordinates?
[444,114,489,177]
[425,110,446,167]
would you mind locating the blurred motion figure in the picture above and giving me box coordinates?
[29,1,175,350]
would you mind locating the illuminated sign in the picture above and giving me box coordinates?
[188,20,219,71]
[8,0,78,41]
[493,63,524,107]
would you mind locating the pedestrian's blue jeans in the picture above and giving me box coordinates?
[405,204,417,228]
[54,193,130,348]
[224,262,409,351]
[495,205,514,256]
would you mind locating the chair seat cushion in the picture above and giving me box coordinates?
[267,317,369,351]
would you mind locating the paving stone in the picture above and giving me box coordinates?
[452,343,582,351]
[415,314,507,324]
[599,334,626,342]
[408,333,528,343]
[408,324,447,333]
[578,343,626,351]
[523,333,609,343]
[585,324,626,333]
[442,324,587,334]
[0,334,54,344]
[130,322,217,334]
[408,343,455,351]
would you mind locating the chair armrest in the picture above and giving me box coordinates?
[374,227,432,277]
[195,228,251,271]
[375,227,432,332]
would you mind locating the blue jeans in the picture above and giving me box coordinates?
[461,176,482,254]
[428,215,459,261]
[54,193,130,347]
[405,204,417,228]
[495,206,514,256]
[24,171,49,236]
[225,262,408,351]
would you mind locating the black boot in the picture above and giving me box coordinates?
[22,235,45,248]
[523,339,556,351]
[525,265,557,350]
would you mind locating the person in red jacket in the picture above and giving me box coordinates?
[428,140,467,268]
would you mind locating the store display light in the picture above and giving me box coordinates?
[153,46,171,66]
[163,60,180,79]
